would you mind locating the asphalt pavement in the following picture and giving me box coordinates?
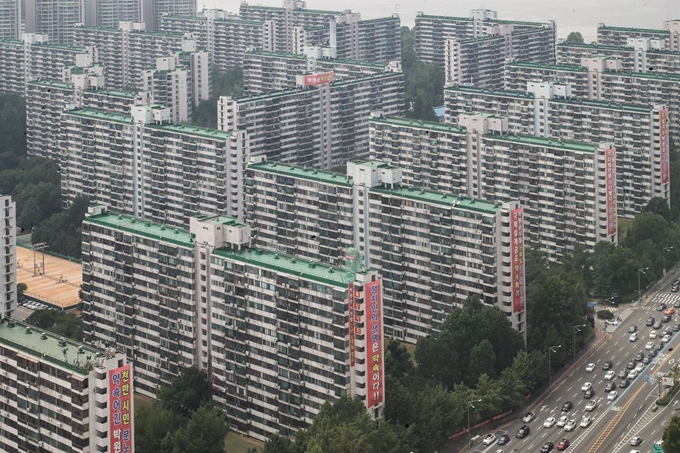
[468,275,680,453]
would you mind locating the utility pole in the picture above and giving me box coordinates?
[664,247,674,277]
[573,324,586,365]
[548,344,561,391]
[637,267,649,302]
[32,242,48,276]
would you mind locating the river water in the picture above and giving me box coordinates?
[198,0,679,42]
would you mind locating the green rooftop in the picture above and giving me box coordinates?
[63,107,133,124]
[146,123,233,141]
[28,80,73,90]
[84,88,137,99]
[85,212,195,247]
[246,50,306,59]
[214,248,353,288]
[444,84,532,99]
[598,25,668,34]
[505,61,589,72]
[0,319,103,375]
[248,162,352,187]
[370,115,466,134]
[490,134,599,153]
[371,186,502,215]
[350,159,400,171]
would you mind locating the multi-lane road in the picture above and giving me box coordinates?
[471,285,680,453]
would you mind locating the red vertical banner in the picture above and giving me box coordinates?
[109,364,133,453]
[348,284,355,367]
[661,108,670,184]
[366,280,384,408]
[605,147,617,235]
[510,208,526,314]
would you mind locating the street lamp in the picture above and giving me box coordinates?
[467,398,482,448]
[548,344,561,391]
[664,247,674,277]
[573,325,586,365]
[637,267,649,302]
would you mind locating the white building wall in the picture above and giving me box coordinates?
[0,195,16,319]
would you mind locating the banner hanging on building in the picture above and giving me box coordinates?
[302,71,334,87]
[510,208,526,314]
[109,364,133,453]
[661,108,670,184]
[365,280,384,408]
[605,147,617,235]
[348,284,356,367]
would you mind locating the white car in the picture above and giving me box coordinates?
[630,333,639,342]
[564,419,577,432]
[585,400,598,411]
[543,417,556,428]
[581,382,592,391]
[483,433,497,445]
[630,437,642,446]
[606,319,620,326]
[662,335,672,344]
[585,363,596,372]
[604,370,616,380]
[522,412,536,423]
[630,451,641,453]
[635,362,645,373]
[580,416,592,428]
[608,390,619,400]
[557,415,569,427]
[650,330,658,339]
[646,341,655,350]
[628,369,639,379]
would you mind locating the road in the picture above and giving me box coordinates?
[469,284,680,453]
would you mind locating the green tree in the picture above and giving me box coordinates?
[31,195,89,258]
[565,31,585,44]
[24,309,83,341]
[134,406,183,453]
[172,405,228,453]
[467,339,496,384]
[643,197,672,222]
[263,434,291,453]
[17,283,27,299]
[401,27,444,121]
[384,339,413,380]
[663,416,680,452]
[192,66,244,128]
[157,367,212,418]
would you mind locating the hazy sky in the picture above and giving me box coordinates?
[197,0,680,42]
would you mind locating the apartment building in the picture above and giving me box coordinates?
[82,209,385,439]
[142,57,190,123]
[368,115,618,259]
[141,0,196,32]
[245,159,526,342]
[1,195,16,320]
[73,22,191,89]
[415,10,556,72]
[597,20,680,51]
[161,10,273,69]
[60,105,248,227]
[557,41,680,74]
[0,318,132,453]
[0,0,20,40]
[504,58,680,139]
[25,0,84,45]
[242,49,396,94]
[84,0,141,28]
[219,71,404,169]
[0,33,97,95]
[444,83,669,218]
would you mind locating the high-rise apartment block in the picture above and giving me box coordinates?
[84,0,141,28]
[415,9,556,88]
[239,1,401,63]
[504,58,680,139]
[82,209,386,440]
[0,319,133,453]
[0,0,21,40]
[242,49,398,95]
[60,105,248,226]
[368,115,618,259]
[0,33,96,95]
[245,159,526,342]
[161,10,273,69]
[218,71,404,170]
[597,20,680,51]
[1,195,16,320]
[557,41,680,74]
[141,0,196,32]
[142,57,190,123]
[25,0,84,45]
[444,83,669,218]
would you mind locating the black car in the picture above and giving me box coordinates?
[561,401,573,412]
[634,352,644,361]
[674,324,680,332]
[497,434,510,445]
[584,389,595,399]
[646,317,655,326]
[605,381,616,392]
[657,303,667,311]
[618,369,628,379]
[649,349,658,357]
[516,425,530,439]
[675,300,680,308]
[541,441,555,453]
[619,378,630,388]
[602,361,613,370]
[664,330,673,337]
[643,356,651,364]
[629,325,638,333]
[627,360,636,369]
[655,321,663,329]
[663,314,672,323]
